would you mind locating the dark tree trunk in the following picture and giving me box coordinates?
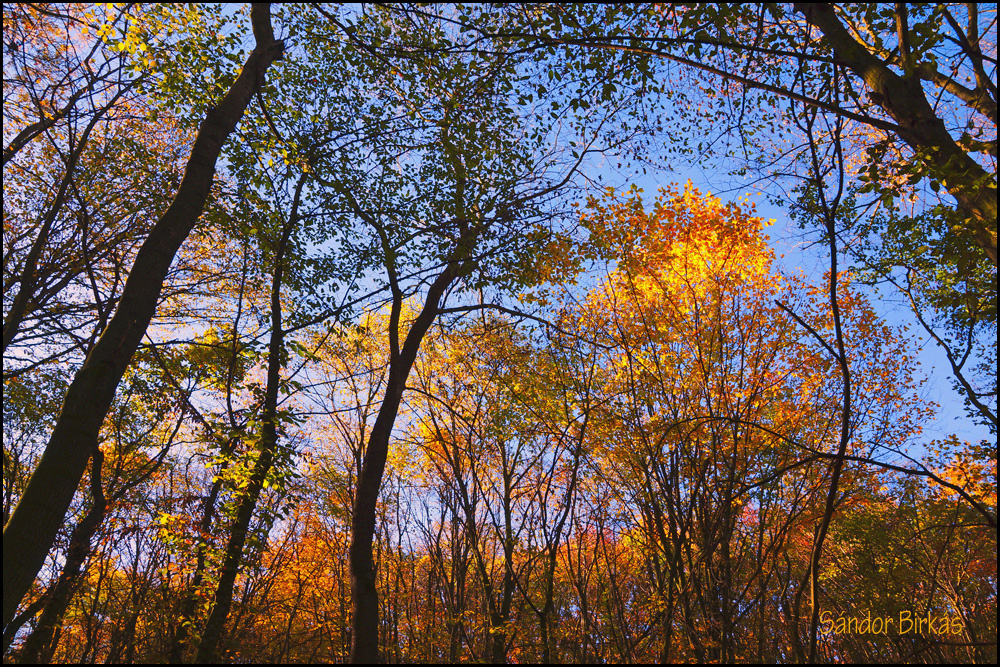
[169,464,228,664]
[194,197,300,664]
[170,255,250,663]
[349,234,474,663]
[17,451,107,664]
[796,2,997,265]
[1,5,284,630]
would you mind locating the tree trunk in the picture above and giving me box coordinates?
[170,253,250,663]
[1,5,284,630]
[17,451,107,664]
[169,464,228,664]
[349,247,471,663]
[796,2,997,265]
[194,201,298,664]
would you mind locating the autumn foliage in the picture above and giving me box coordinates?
[3,3,995,665]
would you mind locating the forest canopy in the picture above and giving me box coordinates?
[2,3,996,664]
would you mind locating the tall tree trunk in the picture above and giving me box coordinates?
[169,462,229,664]
[170,251,250,663]
[349,234,474,663]
[1,5,284,630]
[194,197,299,663]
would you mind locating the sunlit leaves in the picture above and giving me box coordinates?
[2,5,994,664]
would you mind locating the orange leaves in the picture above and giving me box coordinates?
[584,181,774,282]
[927,437,998,507]
[581,184,784,388]
[577,183,792,413]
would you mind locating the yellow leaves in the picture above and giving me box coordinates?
[573,180,928,514]
[928,439,997,506]
[155,511,186,545]
[584,181,774,288]
[579,183,782,365]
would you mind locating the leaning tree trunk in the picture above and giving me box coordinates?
[194,195,300,664]
[1,4,284,630]
[796,2,998,266]
[349,229,476,664]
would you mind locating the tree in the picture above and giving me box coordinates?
[2,4,995,664]
[3,4,181,368]
[576,183,928,661]
[193,174,306,663]
[408,316,599,663]
[458,5,996,438]
[468,3,995,264]
[273,5,639,660]
[14,357,186,664]
[793,3,996,262]
[2,3,284,630]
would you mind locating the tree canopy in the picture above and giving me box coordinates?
[3,3,995,664]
